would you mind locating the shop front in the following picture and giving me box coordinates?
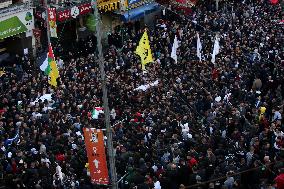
[120,0,160,28]
[0,8,35,61]
[34,2,94,50]
[56,2,93,37]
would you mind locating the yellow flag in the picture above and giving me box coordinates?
[0,68,5,77]
[48,60,59,87]
[135,31,153,70]
[47,44,59,87]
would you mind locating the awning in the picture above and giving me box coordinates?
[121,3,159,22]
[0,16,28,39]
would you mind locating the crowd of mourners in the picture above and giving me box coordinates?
[0,0,284,188]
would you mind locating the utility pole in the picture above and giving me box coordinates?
[91,1,118,189]
[44,0,51,46]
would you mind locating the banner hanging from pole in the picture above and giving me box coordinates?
[83,128,109,185]
[47,8,58,38]
[135,30,154,70]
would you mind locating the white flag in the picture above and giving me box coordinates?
[56,164,63,182]
[196,33,202,61]
[211,36,220,64]
[170,35,179,63]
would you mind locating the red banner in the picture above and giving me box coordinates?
[79,3,92,14]
[57,3,92,22]
[47,8,58,38]
[57,9,71,22]
[83,128,109,185]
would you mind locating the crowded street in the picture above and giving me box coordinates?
[0,0,283,188]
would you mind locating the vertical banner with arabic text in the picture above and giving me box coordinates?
[83,128,109,185]
[47,8,58,38]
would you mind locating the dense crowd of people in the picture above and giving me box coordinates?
[0,0,284,189]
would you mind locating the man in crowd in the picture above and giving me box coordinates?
[0,0,283,188]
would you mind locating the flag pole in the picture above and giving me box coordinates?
[91,1,118,189]
[44,0,51,46]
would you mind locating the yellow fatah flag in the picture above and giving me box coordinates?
[47,44,59,87]
[48,60,59,87]
[135,31,153,70]
[0,68,5,77]
[260,107,266,114]
[259,106,266,121]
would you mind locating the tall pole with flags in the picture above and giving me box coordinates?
[91,0,118,189]
[44,0,51,46]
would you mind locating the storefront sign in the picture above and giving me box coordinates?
[57,3,92,22]
[0,10,34,39]
[48,8,58,38]
[98,1,119,12]
[79,3,92,14]
[97,0,119,12]
[83,128,109,185]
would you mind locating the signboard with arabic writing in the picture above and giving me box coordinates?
[83,128,109,185]
[47,8,57,38]
[0,10,34,39]
[57,3,92,22]
[97,0,119,12]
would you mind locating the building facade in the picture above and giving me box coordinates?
[0,0,35,64]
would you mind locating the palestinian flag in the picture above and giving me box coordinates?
[91,107,104,119]
[39,53,48,74]
[40,44,59,87]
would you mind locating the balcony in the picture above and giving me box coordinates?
[0,1,32,18]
